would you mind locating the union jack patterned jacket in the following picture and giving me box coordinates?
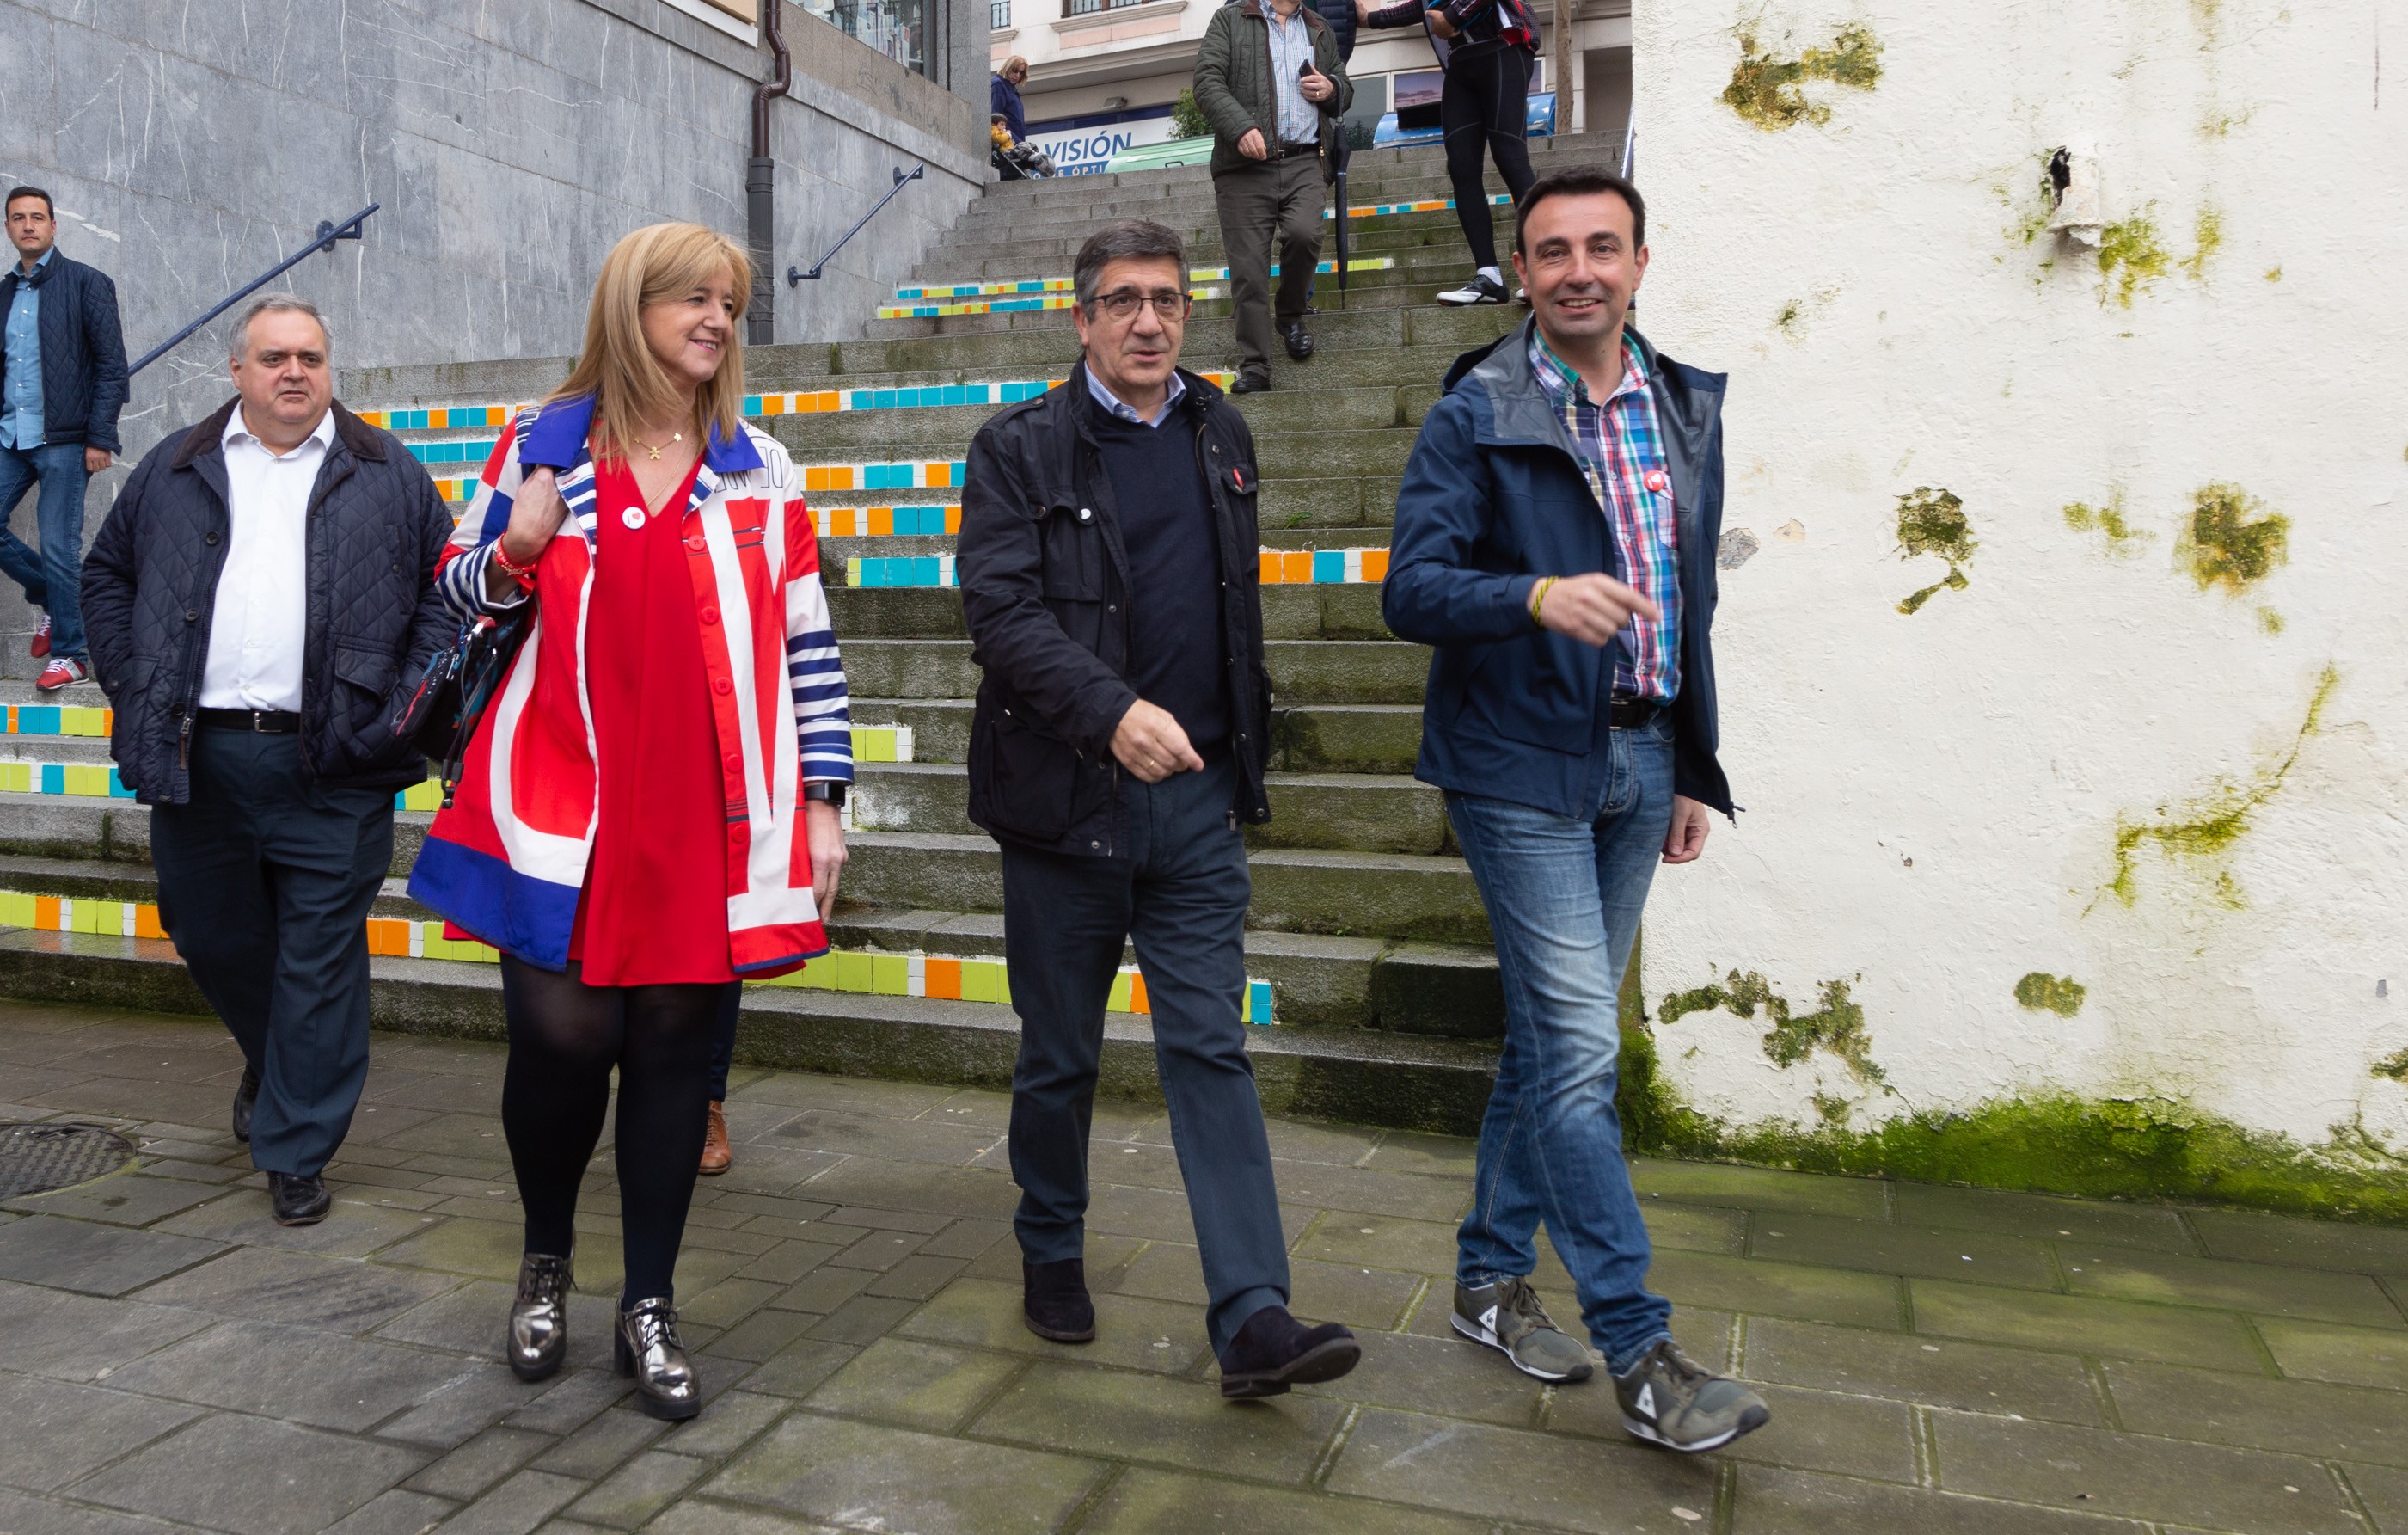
[406,393,853,975]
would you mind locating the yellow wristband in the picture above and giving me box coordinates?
[1529,576,1557,623]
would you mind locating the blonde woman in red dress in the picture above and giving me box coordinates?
[409,223,854,1420]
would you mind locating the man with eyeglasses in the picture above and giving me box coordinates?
[959,221,1361,1401]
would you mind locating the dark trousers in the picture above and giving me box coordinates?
[1213,153,1327,380]
[150,728,395,1176]
[708,980,741,1101]
[1001,756,1289,1354]
[0,441,92,662]
[1440,46,1536,271]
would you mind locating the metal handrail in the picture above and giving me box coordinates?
[788,166,925,286]
[129,204,380,375]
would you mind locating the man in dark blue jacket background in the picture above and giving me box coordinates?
[0,187,127,691]
[1382,166,1774,1452]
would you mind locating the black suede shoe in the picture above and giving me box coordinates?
[1280,321,1315,360]
[268,1172,330,1226]
[1229,372,1273,396]
[231,1068,260,1144]
[1217,1305,1359,1399]
[1022,1258,1095,1342]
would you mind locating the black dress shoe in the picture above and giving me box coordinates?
[1279,321,1315,360]
[232,1068,260,1143]
[268,1171,330,1226]
[1023,1258,1095,1342]
[1229,372,1273,396]
[1216,1305,1359,1398]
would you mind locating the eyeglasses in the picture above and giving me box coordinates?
[1089,289,1192,322]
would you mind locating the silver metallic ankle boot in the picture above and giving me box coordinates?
[614,1297,701,1421]
[506,1252,573,1382]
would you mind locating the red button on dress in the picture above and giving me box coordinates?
[564,457,737,985]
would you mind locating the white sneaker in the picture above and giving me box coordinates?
[1436,273,1510,305]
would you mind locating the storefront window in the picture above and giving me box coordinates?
[802,0,928,76]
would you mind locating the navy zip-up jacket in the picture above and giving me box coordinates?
[0,251,128,454]
[1382,316,1733,817]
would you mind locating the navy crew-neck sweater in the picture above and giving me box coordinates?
[1088,397,1229,754]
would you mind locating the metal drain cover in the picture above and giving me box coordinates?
[0,1121,138,1198]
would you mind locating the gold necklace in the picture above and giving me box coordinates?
[632,428,684,462]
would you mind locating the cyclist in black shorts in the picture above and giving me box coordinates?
[1357,0,1538,304]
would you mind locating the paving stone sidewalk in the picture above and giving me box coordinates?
[3,999,2406,1534]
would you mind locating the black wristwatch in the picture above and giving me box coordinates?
[804,782,848,808]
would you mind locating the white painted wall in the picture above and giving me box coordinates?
[1630,1,2408,1156]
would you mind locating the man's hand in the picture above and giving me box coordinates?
[1112,699,1204,783]
[1662,795,1712,864]
[1237,127,1269,161]
[1532,572,1662,648]
[806,799,849,909]
[1300,64,1334,104]
[83,447,112,474]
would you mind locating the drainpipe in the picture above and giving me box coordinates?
[748,0,793,346]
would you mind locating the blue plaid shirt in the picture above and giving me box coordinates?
[1528,328,1682,701]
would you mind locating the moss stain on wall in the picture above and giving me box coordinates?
[2099,211,2173,307]
[2099,665,2338,910]
[2180,482,2290,593]
[1722,22,1883,129]
[1894,487,1975,613]
[2374,1047,2408,1083]
[1658,969,1884,1084]
[2063,488,2153,557]
[2015,973,2087,1016]
[2181,206,2225,279]
[1615,936,2405,1221]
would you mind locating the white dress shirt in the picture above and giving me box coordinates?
[199,408,333,711]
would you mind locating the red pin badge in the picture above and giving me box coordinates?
[1644,470,1670,495]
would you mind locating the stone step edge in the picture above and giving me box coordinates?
[0,931,1498,1134]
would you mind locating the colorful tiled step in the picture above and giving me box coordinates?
[897,259,1392,302]
[842,548,1393,589]
[876,287,1225,321]
[3,704,112,737]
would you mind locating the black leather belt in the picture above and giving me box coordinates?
[1279,141,1320,156]
[195,708,300,733]
[1608,696,1662,730]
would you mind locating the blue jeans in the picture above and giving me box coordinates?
[0,442,91,662]
[1446,712,1678,1374]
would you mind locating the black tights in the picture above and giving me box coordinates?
[499,957,720,1303]
[1441,44,1537,270]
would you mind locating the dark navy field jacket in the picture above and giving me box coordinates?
[1382,317,1733,818]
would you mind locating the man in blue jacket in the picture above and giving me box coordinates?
[1382,166,1772,1452]
[0,187,127,691]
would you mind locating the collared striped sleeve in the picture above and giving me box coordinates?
[779,457,854,784]
[433,410,533,617]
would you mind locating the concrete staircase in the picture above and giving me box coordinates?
[0,136,1625,1132]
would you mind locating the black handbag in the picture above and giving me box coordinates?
[394,607,532,808]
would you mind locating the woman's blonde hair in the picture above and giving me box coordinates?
[551,222,751,462]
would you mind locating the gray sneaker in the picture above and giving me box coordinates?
[1451,1277,1594,1383]
[1614,1337,1771,1452]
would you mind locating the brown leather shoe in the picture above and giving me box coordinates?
[699,1100,732,1176]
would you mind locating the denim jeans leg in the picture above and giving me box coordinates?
[31,444,90,660]
[0,445,48,611]
[1448,721,1678,1372]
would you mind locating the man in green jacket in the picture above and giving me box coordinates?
[1192,0,1352,393]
